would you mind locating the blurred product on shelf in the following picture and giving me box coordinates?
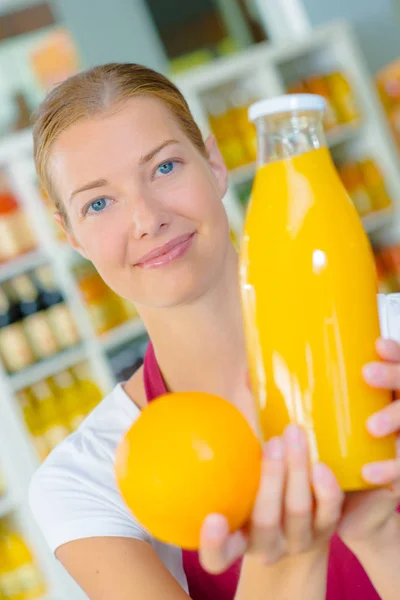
[17,361,103,461]
[374,244,400,293]
[6,275,59,361]
[337,158,392,217]
[206,88,257,170]
[0,270,80,374]
[376,60,400,149]
[74,261,140,335]
[0,174,37,264]
[32,265,80,350]
[0,287,35,374]
[108,334,149,383]
[29,27,80,92]
[0,517,46,600]
[287,71,360,130]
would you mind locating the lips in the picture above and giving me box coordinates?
[134,233,195,268]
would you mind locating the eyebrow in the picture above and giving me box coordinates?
[138,138,179,165]
[69,139,180,204]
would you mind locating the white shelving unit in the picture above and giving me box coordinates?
[0,18,399,600]
[0,134,148,600]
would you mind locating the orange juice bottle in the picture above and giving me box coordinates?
[240,94,396,490]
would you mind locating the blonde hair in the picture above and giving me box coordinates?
[32,63,207,223]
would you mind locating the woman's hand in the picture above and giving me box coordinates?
[199,424,344,574]
[337,338,400,552]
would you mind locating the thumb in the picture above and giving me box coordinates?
[199,514,247,574]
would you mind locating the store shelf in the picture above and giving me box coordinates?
[326,121,361,147]
[101,319,147,352]
[362,208,393,233]
[0,493,16,518]
[230,162,256,186]
[0,249,47,283]
[9,345,87,392]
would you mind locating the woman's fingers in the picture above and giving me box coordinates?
[312,463,344,533]
[283,425,313,553]
[199,514,247,574]
[249,437,286,561]
[376,338,400,363]
[362,459,400,487]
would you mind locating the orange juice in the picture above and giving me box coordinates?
[240,95,396,490]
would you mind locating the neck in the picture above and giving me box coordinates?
[139,246,248,401]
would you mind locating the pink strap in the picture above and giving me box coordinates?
[143,342,167,401]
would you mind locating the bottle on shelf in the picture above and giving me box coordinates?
[0,518,47,600]
[29,380,69,451]
[51,369,87,431]
[375,244,400,292]
[228,89,257,164]
[0,287,35,374]
[32,265,80,350]
[6,275,59,361]
[359,159,392,210]
[71,361,103,413]
[207,96,249,170]
[304,74,339,130]
[0,173,37,264]
[287,71,360,131]
[326,71,360,125]
[16,389,50,462]
[337,161,372,217]
[74,262,127,335]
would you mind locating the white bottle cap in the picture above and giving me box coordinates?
[248,94,326,122]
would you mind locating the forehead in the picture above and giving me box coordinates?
[50,96,185,194]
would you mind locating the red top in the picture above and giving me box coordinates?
[143,342,383,599]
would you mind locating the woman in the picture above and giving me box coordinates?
[29,63,400,599]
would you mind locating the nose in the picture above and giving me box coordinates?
[131,195,170,239]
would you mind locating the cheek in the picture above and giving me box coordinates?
[174,170,226,223]
[74,212,128,269]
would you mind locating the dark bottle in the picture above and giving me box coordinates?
[7,274,59,360]
[32,265,80,349]
[0,285,35,372]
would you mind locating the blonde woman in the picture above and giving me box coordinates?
[29,64,400,599]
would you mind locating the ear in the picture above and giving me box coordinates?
[204,134,229,198]
[53,212,88,259]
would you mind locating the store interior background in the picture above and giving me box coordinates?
[1,1,400,599]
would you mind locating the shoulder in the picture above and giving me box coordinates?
[29,381,150,553]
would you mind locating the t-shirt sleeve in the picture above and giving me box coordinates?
[29,431,151,554]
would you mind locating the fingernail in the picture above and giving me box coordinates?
[362,463,384,483]
[284,424,304,450]
[367,413,392,436]
[265,437,284,460]
[363,363,385,384]
[203,514,227,539]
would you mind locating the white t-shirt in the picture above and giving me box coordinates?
[28,294,400,592]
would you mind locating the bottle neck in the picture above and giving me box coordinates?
[255,110,326,166]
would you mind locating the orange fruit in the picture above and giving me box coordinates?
[115,391,262,549]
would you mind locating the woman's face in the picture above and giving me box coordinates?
[50,96,231,308]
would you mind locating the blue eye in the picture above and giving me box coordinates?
[157,161,174,175]
[85,197,111,216]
